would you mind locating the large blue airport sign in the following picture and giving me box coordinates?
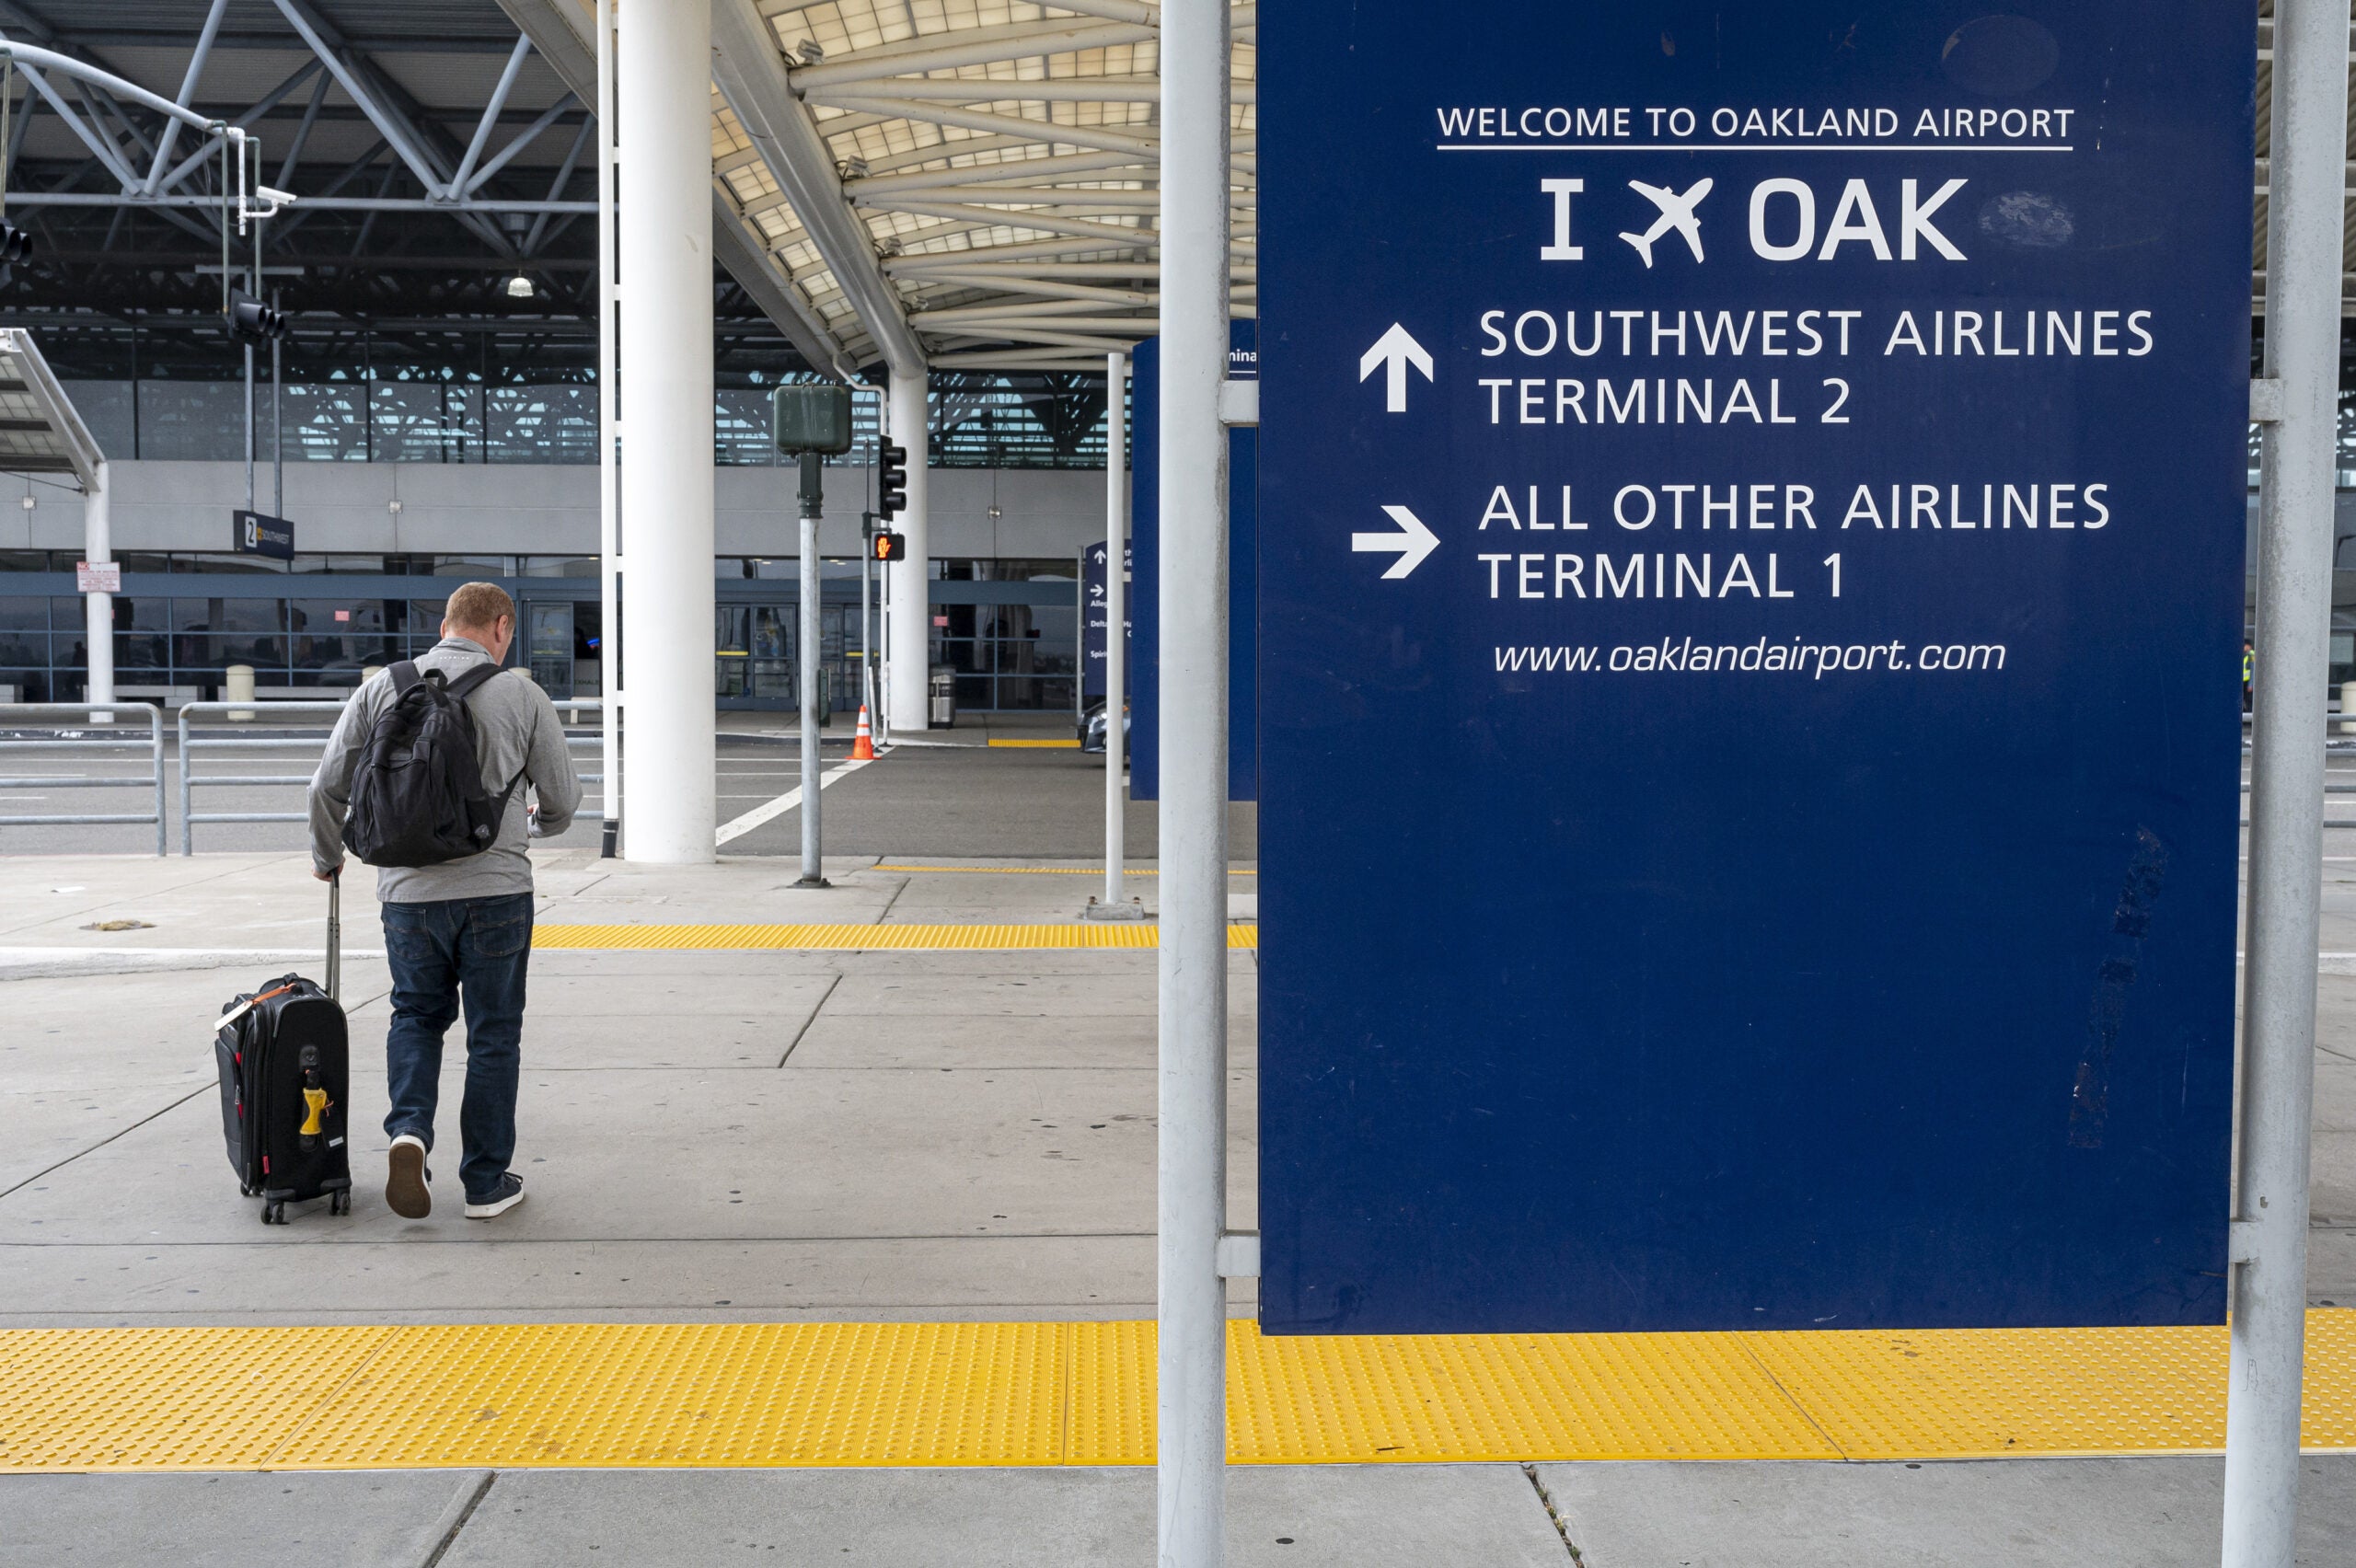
[1258,5,2252,1332]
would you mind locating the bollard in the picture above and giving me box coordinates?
[225,663,256,723]
[2341,679,2355,735]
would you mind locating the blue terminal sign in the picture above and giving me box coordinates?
[1257,5,2253,1333]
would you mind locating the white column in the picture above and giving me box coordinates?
[83,460,114,716]
[1104,352,1128,909]
[2223,2,2344,1563]
[886,369,931,735]
[1158,0,1231,1562]
[616,0,716,863]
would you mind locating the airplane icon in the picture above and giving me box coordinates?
[1617,178,1714,268]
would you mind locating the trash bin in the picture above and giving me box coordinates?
[928,665,956,729]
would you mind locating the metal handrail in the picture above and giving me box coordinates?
[178,695,606,855]
[0,703,167,854]
[178,700,344,855]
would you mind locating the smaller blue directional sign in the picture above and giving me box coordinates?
[1257,2,2252,1334]
[1129,327,1259,801]
[1080,539,1131,702]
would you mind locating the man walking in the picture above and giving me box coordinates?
[307,582,580,1220]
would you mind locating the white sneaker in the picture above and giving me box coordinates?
[386,1134,431,1218]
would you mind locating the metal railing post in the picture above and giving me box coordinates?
[147,702,165,856]
[2224,3,2346,1564]
[178,705,194,856]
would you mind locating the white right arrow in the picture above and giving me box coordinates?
[1357,323,1434,413]
[1352,504,1440,580]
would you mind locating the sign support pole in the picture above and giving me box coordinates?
[1105,350,1129,914]
[1158,0,1230,1561]
[797,452,828,887]
[2223,3,2345,1562]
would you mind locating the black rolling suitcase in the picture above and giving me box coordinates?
[214,873,353,1224]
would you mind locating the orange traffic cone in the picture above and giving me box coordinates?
[850,704,877,760]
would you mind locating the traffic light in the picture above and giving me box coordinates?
[225,288,290,344]
[0,223,30,264]
[871,530,907,563]
[877,442,908,517]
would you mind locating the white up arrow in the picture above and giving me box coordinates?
[1357,323,1434,413]
[1352,504,1440,580]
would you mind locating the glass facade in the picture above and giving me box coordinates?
[52,365,1121,470]
[0,555,1080,713]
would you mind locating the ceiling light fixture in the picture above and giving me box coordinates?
[505,272,534,300]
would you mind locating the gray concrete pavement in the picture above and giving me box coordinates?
[1536,1457,2356,1567]
[6,1458,2352,1566]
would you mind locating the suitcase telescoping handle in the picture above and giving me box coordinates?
[326,867,341,1002]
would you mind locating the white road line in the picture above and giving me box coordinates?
[714,758,871,847]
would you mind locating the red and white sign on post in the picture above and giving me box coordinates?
[75,560,120,594]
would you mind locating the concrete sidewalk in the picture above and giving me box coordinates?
[4,1458,2352,1566]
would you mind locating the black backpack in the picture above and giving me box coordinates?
[341,662,519,868]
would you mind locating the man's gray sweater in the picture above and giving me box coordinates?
[307,636,582,904]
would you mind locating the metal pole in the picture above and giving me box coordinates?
[271,285,283,516]
[178,706,193,856]
[2223,5,2344,1564]
[1158,0,1231,1560]
[595,0,620,859]
[797,452,827,886]
[594,0,621,861]
[148,702,164,857]
[245,153,258,515]
[615,0,716,862]
[860,520,874,723]
[1105,350,1128,911]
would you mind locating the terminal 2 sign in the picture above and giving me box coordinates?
[1257,5,2252,1333]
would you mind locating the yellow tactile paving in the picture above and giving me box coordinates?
[1743,1322,2229,1459]
[1,1314,2350,1474]
[1068,1320,1156,1464]
[1743,1309,2356,1459]
[0,1326,393,1471]
[529,922,1260,950]
[1227,1325,1839,1462]
[284,1321,1066,1470]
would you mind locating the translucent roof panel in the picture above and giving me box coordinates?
[712,0,1255,373]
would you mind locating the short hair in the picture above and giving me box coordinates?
[444,582,515,632]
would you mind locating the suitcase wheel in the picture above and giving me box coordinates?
[329,1191,352,1216]
[261,1201,285,1226]
[238,1183,253,1198]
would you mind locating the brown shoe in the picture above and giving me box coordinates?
[386,1134,431,1218]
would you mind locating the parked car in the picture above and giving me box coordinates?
[1080,696,1131,755]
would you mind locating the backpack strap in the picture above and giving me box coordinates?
[443,663,508,702]
[390,660,422,693]
[442,662,525,813]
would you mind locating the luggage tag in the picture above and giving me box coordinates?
[214,983,296,1037]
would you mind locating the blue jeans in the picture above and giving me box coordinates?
[381,892,533,1202]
